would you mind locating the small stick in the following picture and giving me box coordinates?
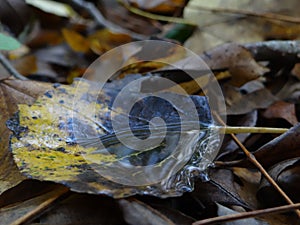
[193,202,300,225]
[0,53,27,80]
[71,0,147,40]
[213,112,300,219]
[191,5,300,24]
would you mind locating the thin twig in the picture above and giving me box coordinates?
[118,0,197,26]
[213,112,300,218]
[191,5,300,24]
[9,186,69,225]
[71,0,147,40]
[193,202,300,225]
[0,53,27,80]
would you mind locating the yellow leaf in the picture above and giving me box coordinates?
[62,28,90,53]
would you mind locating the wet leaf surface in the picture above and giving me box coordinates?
[8,77,215,198]
[0,78,51,195]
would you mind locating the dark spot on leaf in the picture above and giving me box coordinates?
[59,100,64,104]
[53,83,61,88]
[56,147,66,152]
[44,91,53,98]
[32,116,38,120]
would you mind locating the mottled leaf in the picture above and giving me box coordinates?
[0,77,51,195]
[9,77,216,198]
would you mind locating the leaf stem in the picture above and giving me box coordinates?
[218,126,288,134]
[117,0,197,26]
[0,53,27,80]
[213,112,300,219]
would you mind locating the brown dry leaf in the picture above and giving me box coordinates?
[38,193,125,225]
[0,77,51,194]
[128,0,186,13]
[224,84,277,115]
[192,169,250,209]
[13,55,37,76]
[202,44,269,87]
[61,28,90,53]
[257,158,300,206]
[118,198,176,225]
[291,63,300,80]
[0,185,68,225]
[88,29,132,54]
[100,0,162,36]
[184,0,300,53]
[262,101,298,125]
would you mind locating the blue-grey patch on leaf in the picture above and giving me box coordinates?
[8,77,218,198]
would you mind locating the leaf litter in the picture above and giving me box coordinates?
[1,0,300,224]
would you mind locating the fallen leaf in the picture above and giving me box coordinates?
[262,101,298,125]
[118,198,176,225]
[257,158,300,207]
[8,77,216,198]
[202,44,269,87]
[38,193,125,225]
[183,0,300,53]
[216,203,268,225]
[26,0,78,18]
[0,185,68,225]
[0,77,51,195]
[62,28,90,53]
[224,84,277,115]
[128,0,186,13]
[192,169,251,209]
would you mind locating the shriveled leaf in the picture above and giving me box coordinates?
[0,77,51,195]
[0,33,21,51]
[26,0,77,18]
[257,158,300,206]
[262,101,298,125]
[9,77,215,198]
[118,198,176,225]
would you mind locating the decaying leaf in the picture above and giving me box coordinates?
[184,0,300,53]
[262,101,298,125]
[38,193,125,225]
[118,198,176,225]
[0,77,51,195]
[257,158,300,207]
[8,77,217,198]
[0,185,68,225]
[216,203,268,225]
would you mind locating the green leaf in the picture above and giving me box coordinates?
[0,33,21,51]
[25,0,77,18]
